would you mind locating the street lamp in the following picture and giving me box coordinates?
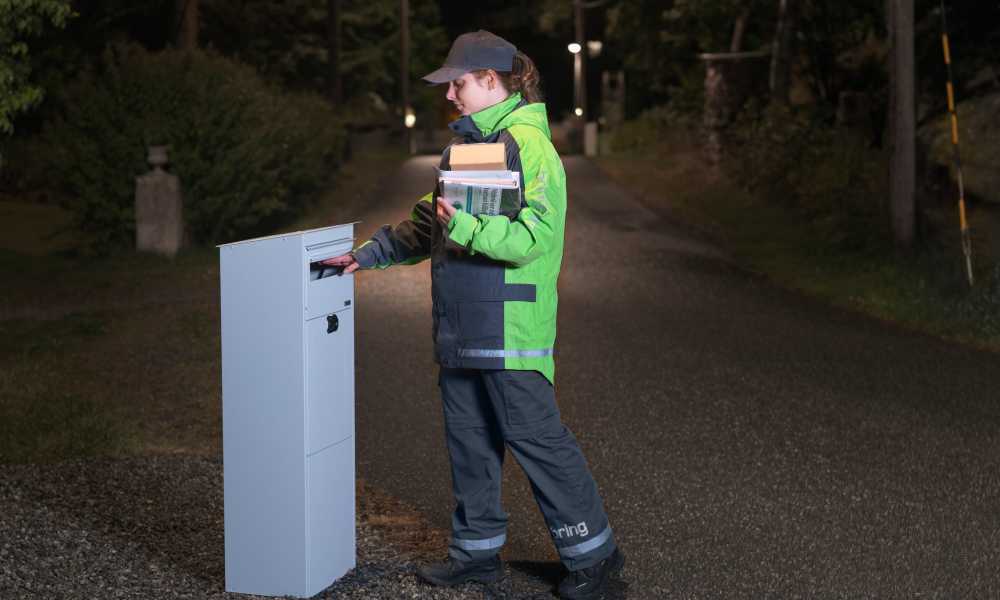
[568,43,583,122]
[403,106,416,154]
[569,0,592,154]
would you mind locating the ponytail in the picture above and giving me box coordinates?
[473,51,544,103]
[507,52,543,103]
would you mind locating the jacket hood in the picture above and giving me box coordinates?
[450,93,552,142]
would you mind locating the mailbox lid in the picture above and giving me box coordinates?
[304,237,354,263]
[217,222,356,249]
[301,223,355,254]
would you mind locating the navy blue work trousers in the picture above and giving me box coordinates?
[438,367,617,571]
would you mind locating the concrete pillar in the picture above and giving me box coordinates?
[698,50,771,169]
[135,145,183,257]
[584,122,599,157]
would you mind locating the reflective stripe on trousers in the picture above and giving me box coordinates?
[451,533,507,552]
[558,526,613,558]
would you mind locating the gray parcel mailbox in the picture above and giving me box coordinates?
[219,223,356,597]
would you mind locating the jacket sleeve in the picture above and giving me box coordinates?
[445,129,562,267]
[352,194,434,269]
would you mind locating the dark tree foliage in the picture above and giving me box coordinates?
[0,0,73,134]
[36,44,348,250]
[14,0,175,134]
[915,1,1000,107]
[13,0,1000,137]
[604,1,683,114]
[603,0,775,117]
[795,2,884,105]
[20,0,447,127]
[598,0,999,119]
[200,0,447,117]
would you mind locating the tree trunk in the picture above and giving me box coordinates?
[702,59,727,168]
[401,0,412,152]
[730,6,751,53]
[887,0,916,248]
[769,0,797,104]
[175,0,198,51]
[575,0,587,120]
[327,0,342,104]
[400,0,409,114]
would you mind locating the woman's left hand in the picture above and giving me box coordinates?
[436,196,457,226]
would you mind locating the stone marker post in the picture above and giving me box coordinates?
[135,145,183,257]
[698,50,771,171]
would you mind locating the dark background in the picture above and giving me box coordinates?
[436,0,606,122]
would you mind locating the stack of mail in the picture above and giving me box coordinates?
[438,142,521,217]
[438,170,521,217]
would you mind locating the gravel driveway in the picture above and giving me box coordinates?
[0,456,628,599]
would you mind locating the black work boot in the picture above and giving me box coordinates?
[557,548,625,599]
[416,555,503,587]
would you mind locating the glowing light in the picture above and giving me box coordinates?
[574,107,584,117]
[567,43,582,54]
[404,108,416,129]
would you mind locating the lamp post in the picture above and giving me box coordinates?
[400,0,413,154]
[569,0,612,156]
[568,42,583,119]
[573,0,586,121]
[568,41,583,154]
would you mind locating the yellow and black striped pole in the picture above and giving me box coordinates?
[940,0,975,286]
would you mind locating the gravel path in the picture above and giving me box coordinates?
[0,456,628,599]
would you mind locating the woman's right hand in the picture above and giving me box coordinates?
[320,253,360,274]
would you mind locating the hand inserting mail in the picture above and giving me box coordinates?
[319,253,359,274]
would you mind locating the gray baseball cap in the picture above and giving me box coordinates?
[422,30,517,84]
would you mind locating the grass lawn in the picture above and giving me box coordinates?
[0,148,405,465]
[0,197,77,256]
[595,137,1000,352]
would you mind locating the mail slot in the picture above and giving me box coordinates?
[219,222,357,598]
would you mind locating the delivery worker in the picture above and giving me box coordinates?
[321,30,623,599]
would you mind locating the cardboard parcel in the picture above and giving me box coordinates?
[439,143,521,217]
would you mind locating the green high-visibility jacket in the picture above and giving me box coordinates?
[352,93,566,384]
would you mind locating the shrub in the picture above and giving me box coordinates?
[726,101,889,253]
[0,134,38,192]
[36,43,346,252]
[608,103,697,153]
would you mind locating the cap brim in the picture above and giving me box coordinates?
[422,66,468,84]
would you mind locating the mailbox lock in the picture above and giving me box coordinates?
[326,313,339,333]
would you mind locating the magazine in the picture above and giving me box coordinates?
[438,169,522,217]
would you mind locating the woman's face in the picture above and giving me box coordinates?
[446,72,504,116]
